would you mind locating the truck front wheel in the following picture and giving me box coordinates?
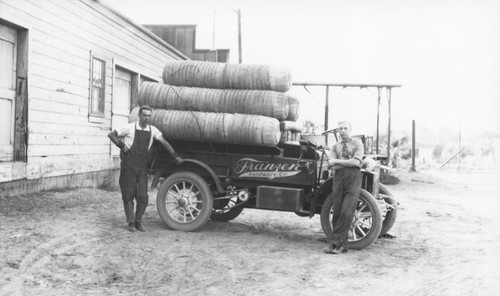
[320,189,382,250]
[156,171,213,232]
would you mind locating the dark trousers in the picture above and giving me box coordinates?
[331,167,362,249]
[119,168,149,203]
[119,169,149,223]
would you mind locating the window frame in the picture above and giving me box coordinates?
[89,55,106,117]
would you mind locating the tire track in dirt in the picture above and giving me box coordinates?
[0,229,99,295]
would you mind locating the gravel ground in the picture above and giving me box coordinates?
[1,167,499,296]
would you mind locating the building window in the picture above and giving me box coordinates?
[91,57,105,115]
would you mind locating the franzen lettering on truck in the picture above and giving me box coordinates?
[233,157,314,182]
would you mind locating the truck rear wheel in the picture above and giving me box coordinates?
[156,171,213,232]
[320,189,382,250]
[379,183,397,235]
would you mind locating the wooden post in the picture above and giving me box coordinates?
[440,147,465,168]
[410,119,417,172]
[14,30,29,162]
[376,87,381,154]
[386,87,392,166]
[324,86,329,146]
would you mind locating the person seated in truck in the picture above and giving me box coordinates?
[323,121,364,254]
[108,105,183,232]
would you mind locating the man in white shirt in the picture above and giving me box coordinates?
[108,105,183,232]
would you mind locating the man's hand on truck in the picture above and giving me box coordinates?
[174,155,184,166]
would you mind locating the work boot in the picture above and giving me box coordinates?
[135,222,146,232]
[127,223,136,232]
[331,246,348,254]
[135,203,148,232]
[123,201,136,232]
[322,243,337,254]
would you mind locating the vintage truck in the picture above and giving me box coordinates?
[150,132,397,250]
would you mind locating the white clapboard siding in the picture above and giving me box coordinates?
[29,134,110,146]
[30,65,90,93]
[50,0,173,74]
[30,54,89,85]
[63,0,181,68]
[31,52,114,92]
[30,49,90,79]
[31,37,89,68]
[28,144,110,157]
[29,109,111,127]
[30,44,89,73]
[29,98,88,117]
[27,155,117,179]
[29,73,91,99]
[30,87,89,108]
[29,122,112,137]
[28,1,121,52]
[29,74,113,112]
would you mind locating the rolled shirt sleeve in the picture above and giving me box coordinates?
[114,123,135,150]
[148,125,164,150]
[151,126,163,141]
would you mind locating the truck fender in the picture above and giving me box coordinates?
[151,159,225,193]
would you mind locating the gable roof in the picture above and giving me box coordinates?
[95,0,189,60]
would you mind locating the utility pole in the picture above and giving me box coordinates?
[236,9,242,63]
[212,10,216,50]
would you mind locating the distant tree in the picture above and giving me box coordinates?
[391,135,411,167]
[433,144,444,161]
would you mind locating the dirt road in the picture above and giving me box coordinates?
[1,167,499,296]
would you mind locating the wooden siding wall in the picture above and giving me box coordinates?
[0,0,184,181]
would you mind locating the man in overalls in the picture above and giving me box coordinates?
[323,121,364,254]
[108,105,183,232]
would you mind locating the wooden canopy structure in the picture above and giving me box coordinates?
[292,82,402,165]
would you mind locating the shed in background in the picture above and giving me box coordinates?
[144,24,230,62]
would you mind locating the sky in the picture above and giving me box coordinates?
[103,0,500,137]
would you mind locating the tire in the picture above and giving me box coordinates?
[156,171,213,232]
[211,206,244,222]
[379,183,398,235]
[320,189,382,250]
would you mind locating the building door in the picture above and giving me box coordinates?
[0,24,17,162]
[111,67,133,156]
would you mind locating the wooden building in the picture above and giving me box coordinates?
[0,0,188,197]
[144,24,230,62]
